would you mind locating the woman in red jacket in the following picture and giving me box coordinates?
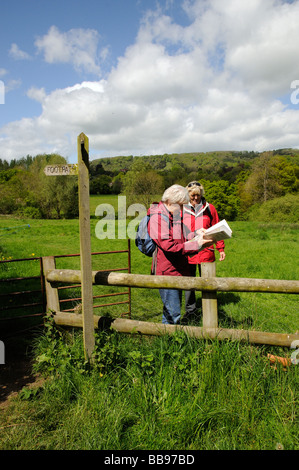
[183,181,226,319]
[148,184,213,325]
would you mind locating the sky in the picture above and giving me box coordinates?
[1,0,299,164]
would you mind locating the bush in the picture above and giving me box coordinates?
[247,193,299,223]
[19,206,43,219]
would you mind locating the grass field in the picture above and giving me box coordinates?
[0,195,298,450]
[0,195,298,332]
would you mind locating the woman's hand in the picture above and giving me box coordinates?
[195,231,213,249]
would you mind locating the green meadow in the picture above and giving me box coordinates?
[0,194,298,450]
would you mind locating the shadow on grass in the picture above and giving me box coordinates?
[181,292,254,329]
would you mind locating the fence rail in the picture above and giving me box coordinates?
[52,312,299,348]
[1,251,298,348]
[44,264,299,348]
[46,269,299,294]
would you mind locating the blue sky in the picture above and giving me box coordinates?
[1,0,299,163]
[0,1,148,122]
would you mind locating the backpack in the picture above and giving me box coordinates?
[135,213,168,257]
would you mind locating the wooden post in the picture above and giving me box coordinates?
[42,256,60,313]
[201,262,218,329]
[78,132,95,361]
[127,238,131,319]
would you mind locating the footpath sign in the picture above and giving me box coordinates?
[43,138,95,362]
[44,164,78,176]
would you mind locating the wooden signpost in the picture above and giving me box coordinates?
[77,133,95,361]
[44,133,95,361]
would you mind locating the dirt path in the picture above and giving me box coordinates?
[0,361,42,409]
[0,337,44,409]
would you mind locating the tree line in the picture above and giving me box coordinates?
[0,149,298,221]
[91,149,299,221]
[0,154,78,219]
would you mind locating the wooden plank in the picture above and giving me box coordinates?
[46,269,299,294]
[77,133,95,361]
[201,262,218,329]
[42,256,60,312]
[53,312,299,348]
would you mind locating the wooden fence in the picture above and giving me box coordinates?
[44,261,299,350]
[42,133,299,359]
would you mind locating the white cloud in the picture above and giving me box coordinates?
[9,43,31,60]
[35,25,103,75]
[108,42,207,106]
[1,0,299,161]
[5,79,22,93]
[27,87,47,103]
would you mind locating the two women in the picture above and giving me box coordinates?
[148,184,214,324]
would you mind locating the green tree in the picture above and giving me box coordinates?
[274,156,299,194]
[201,179,240,221]
[90,175,112,195]
[122,162,164,207]
[0,169,31,215]
[163,163,186,187]
[237,152,299,216]
[28,154,78,218]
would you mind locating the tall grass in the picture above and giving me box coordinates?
[1,325,298,450]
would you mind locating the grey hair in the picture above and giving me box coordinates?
[161,184,190,205]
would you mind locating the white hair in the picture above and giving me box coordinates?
[161,184,190,205]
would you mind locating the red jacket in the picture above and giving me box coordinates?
[183,201,225,264]
[148,202,199,276]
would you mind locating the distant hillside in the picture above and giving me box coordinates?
[90,149,299,176]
